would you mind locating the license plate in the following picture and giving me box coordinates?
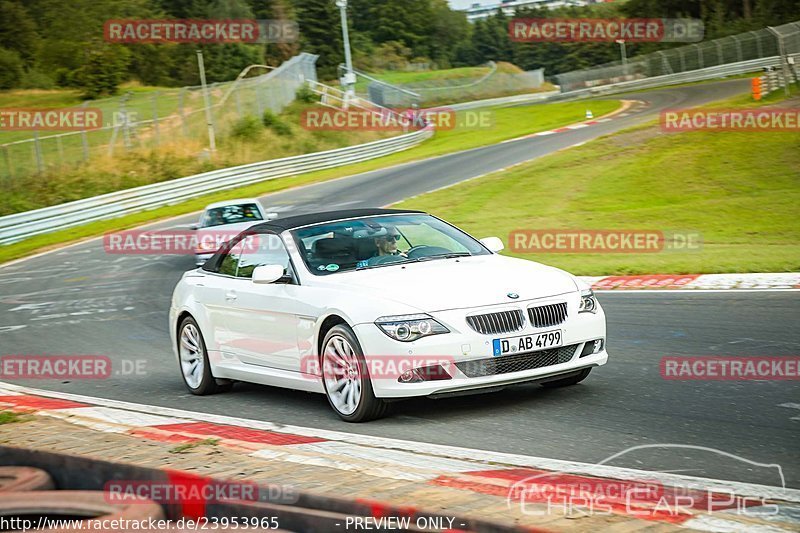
[492,330,563,356]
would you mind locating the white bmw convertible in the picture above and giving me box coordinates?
[170,209,608,422]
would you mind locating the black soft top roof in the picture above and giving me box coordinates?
[250,208,425,233]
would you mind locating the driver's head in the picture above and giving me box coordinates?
[375,226,401,256]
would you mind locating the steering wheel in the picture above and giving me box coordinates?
[406,245,451,259]
[366,255,407,266]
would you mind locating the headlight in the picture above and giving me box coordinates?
[578,289,598,314]
[375,314,449,342]
[195,239,219,253]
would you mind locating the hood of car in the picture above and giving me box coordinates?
[321,255,579,312]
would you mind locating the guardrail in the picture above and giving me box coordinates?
[557,54,797,99]
[0,126,433,245]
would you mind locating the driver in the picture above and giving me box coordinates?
[374,226,406,258]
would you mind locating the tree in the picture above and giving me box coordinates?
[0,47,24,89]
[0,0,40,65]
[294,0,343,79]
[73,41,131,99]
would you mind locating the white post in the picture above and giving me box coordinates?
[336,0,356,106]
[197,50,216,154]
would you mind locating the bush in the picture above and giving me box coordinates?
[261,110,279,127]
[295,85,317,104]
[262,110,293,137]
[20,68,55,89]
[0,47,23,89]
[230,116,262,141]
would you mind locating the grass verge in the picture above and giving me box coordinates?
[0,99,620,265]
[0,411,31,425]
[394,95,800,275]
[169,438,220,454]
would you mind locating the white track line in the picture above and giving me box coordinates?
[2,381,799,503]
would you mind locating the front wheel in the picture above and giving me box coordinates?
[540,368,592,388]
[177,316,232,395]
[321,324,387,422]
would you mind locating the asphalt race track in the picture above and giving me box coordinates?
[2,79,798,488]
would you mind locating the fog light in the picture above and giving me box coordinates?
[580,339,604,357]
[397,364,452,383]
[398,369,422,383]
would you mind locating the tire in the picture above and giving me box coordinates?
[178,316,232,395]
[321,324,387,422]
[0,467,55,492]
[0,491,164,529]
[540,368,592,388]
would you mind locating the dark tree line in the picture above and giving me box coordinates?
[0,0,797,96]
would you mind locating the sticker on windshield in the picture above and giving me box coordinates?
[325,264,340,272]
[317,265,326,271]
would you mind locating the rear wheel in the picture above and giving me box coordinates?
[321,324,387,422]
[540,368,592,388]
[178,316,232,395]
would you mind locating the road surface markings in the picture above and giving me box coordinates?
[778,403,800,421]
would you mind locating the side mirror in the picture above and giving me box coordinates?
[252,264,286,284]
[189,223,200,230]
[480,236,504,253]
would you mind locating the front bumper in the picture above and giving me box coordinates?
[354,302,607,398]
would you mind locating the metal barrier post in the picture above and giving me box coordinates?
[178,88,188,137]
[33,131,44,174]
[152,92,160,147]
[767,27,791,96]
[732,35,743,63]
[2,146,12,180]
[80,102,90,162]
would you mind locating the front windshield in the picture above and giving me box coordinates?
[292,214,491,275]
[201,203,263,227]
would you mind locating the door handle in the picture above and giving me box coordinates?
[225,291,237,301]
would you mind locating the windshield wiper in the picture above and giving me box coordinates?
[416,252,472,262]
[355,257,418,271]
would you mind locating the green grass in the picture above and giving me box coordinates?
[0,411,30,425]
[0,98,620,265]
[394,97,800,275]
[169,438,220,454]
[352,66,494,93]
[350,63,557,106]
[412,100,619,159]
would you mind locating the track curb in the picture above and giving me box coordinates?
[1,382,799,533]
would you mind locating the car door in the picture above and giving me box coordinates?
[221,232,313,372]
[193,236,247,361]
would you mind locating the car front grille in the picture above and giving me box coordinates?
[527,302,568,328]
[456,344,579,378]
[466,309,525,335]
